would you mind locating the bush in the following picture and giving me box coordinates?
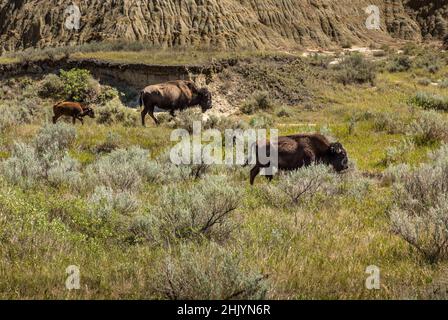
[439,79,448,89]
[262,165,339,207]
[144,176,241,243]
[387,55,412,73]
[381,139,415,166]
[390,147,448,262]
[372,112,407,134]
[276,108,291,118]
[0,105,20,132]
[34,123,77,155]
[93,132,122,154]
[1,124,80,189]
[59,68,101,103]
[408,92,448,112]
[96,99,139,127]
[86,146,157,192]
[406,110,448,145]
[155,243,268,300]
[89,186,140,217]
[46,155,82,189]
[39,74,65,99]
[249,115,274,129]
[415,52,443,74]
[154,150,211,183]
[0,100,43,132]
[417,78,432,86]
[97,86,120,105]
[333,54,376,85]
[240,91,274,114]
[1,143,43,188]
[169,108,203,133]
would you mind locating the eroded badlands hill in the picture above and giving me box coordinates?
[0,0,447,53]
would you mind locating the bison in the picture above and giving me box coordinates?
[249,133,349,185]
[139,80,212,126]
[52,101,95,125]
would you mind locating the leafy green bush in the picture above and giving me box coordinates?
[155,243,268,299]
[333,54,376,85]
[59,68,99,102]
[409,92,448,112]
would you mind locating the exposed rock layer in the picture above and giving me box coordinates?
[0,0,446,53]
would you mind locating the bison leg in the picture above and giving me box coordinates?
[250,166,260,185]
[149,110,160,125]
[72,116,77,125]
[141,108,148,127]
[77,116,84,125]
[303,149,316,166]
[52,114,60,124]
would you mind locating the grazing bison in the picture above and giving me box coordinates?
[249,133,349,185]
[139,80,212,126]
[52,101,95,125]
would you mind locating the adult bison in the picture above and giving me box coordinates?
[249,133,349,185]
[139,80,212,126]
[52,101,95,125]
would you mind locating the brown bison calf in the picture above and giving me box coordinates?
[52,101,95,125]
[250,133,349,185]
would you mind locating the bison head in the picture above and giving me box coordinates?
[328,142,349,172]
[198,88,212,112]
[84,108,95,119]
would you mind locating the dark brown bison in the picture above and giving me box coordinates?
[139,80,212,126]
[52,101,95,125]
[249,133,349,185]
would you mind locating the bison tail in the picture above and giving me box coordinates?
[139,92,143,109]
[244,142,257,167]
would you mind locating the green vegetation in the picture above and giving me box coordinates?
[1,45,448,299]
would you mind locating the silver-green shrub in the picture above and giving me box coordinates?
[262,164,339,207]
[406,110,448,145]
[155,243,268,300]
[96,99,139,127]
[86,146,157,192]
[390,146,448,262]
[1,124,80,189]
[150,176,241,243]
[89,186,140,217]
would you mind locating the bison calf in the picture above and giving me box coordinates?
[53,101,95,125]
[250,133,349,185]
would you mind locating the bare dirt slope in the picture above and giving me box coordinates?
[0,0,447,53]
